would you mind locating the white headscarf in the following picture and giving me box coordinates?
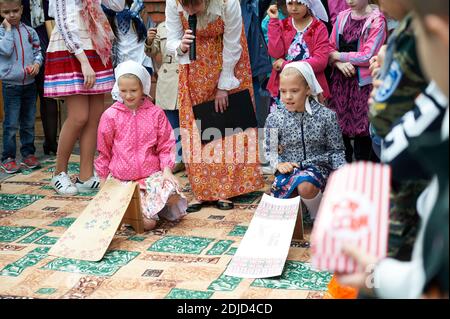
[111,60,152,102]
[282,61,323,113]
[286,0,329,22]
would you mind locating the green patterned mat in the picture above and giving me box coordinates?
[0,156,331,299]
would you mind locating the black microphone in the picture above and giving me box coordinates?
[188,14,197,61]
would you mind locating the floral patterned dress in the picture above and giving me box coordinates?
[264,99,346,198]
[137,173,187,221]
[177,14,264,201]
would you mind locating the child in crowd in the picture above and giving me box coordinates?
[368,1,399,33]
[0,0,43,174]
[266,0,330,111]
[145,20,184,173]
[95,60,187,231]
[261,0,288,97]
[411,0,449,297]
[328,0,387,163]
[337,0,449,299]
[369,0,427,138]
[367,0,429,262]
[21,0,59,156]
[264,61,345,220]
[261,0,288,45]
[241,0,273,129]
[44,0,125,195]
[102,0,153,74]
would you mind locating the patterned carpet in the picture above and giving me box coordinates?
[0,155,332,299]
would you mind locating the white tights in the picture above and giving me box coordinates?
[302,191,323,220]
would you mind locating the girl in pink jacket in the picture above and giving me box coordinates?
[328,1,387,163]
[266,0,331,110]
[95,60,187,231]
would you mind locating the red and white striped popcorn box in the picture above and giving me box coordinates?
[311,162,391,273]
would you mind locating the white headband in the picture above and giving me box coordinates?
[283,61,323,112]
[286,0,329,22]
[111,60,152,102]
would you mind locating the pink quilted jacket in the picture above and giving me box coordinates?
[95,98,176,181]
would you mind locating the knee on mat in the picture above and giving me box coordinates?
[143,217,157,231]
[297,183,320,199]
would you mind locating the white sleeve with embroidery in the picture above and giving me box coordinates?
[50,0,83,55]
[218,0,242,90]
[165,0,190,64]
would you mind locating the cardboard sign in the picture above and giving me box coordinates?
[49,178,143,261]
[225,194,300,278]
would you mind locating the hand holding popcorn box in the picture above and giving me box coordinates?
[311,162,391,273]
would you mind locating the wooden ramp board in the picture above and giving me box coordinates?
[225,194,301,278]
[48,178,143,261]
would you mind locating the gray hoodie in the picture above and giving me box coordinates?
[0,22,43,85]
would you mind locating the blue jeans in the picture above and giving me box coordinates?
[2,83,37,161]
[164,109,182,163]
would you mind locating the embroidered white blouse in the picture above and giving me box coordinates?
[165,0,242,90]
[48,0,125,56]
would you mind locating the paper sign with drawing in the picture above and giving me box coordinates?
[225,194,300,278]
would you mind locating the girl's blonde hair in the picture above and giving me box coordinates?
[119,73,143,87]
[280,67,309,87]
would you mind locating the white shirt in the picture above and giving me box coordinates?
[165,0,243,90]
[48,0,125,55]
[115,20,153,69]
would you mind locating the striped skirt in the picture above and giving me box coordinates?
[43,12,114,98]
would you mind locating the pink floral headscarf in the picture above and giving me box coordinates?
[80,0,115,66]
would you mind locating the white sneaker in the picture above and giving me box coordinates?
[75,174,100,193]
[51,172,78,195]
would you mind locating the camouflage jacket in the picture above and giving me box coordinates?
[369,14,428,138]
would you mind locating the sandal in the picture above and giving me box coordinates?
[216,200,234,210]
[186,201,204,213]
